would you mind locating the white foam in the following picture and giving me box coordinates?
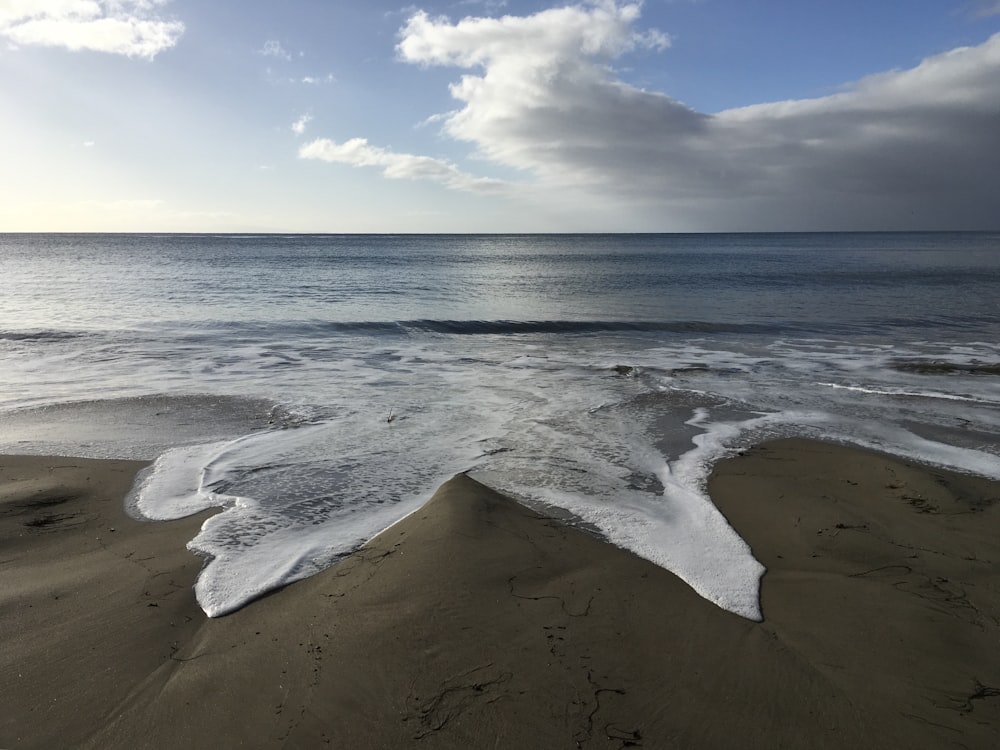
[134,403,499,616]
[735,409,1000,481]
[560,411,765,621]
[473,406,773,622]
[191,487,433,617]
[821,421,1000,480]
[125,335,1000,623]
[818,382,999,405]
[128,439,244,520]
[132,426,470,616]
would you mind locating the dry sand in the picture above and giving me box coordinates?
[2,440,999,749]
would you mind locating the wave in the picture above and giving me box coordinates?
[396,320,784,335]
[890,360,1000,376]
[0,329,88,342]
[817,382,1000,405]
[182,319,785,338]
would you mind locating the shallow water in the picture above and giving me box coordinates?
[2,232,999,618]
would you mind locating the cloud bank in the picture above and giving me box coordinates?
[305,1,1000,229]
[0,0,183,58]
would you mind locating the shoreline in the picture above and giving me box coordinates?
[3,440,999,748]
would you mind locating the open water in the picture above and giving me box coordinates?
[2,232,999,619]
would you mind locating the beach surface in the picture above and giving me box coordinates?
[2,439,999,749]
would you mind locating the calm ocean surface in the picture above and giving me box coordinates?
[2,232,1000,618]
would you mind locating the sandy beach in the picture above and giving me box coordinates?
[2,439,999,749]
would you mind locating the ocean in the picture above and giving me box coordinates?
[2,232,999,619]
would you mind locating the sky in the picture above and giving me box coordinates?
[1,0,999,233]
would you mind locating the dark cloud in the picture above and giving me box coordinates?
[312,1,1000,229]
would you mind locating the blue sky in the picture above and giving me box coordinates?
[2,0,999,232]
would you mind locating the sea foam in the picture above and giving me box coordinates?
[126,335,1000,622]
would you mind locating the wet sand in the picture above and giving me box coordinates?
[2,440,999,748]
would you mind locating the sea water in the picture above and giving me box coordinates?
[2,232,999,619]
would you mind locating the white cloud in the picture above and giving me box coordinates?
[301,73,335,85]
[0,0,183,58]
[397,2,666,69]
[380,0,1000,229]
[291,113,313,135]
[260,39,291,60]
[457,0,509,12]
[299,137,505,193]
[976,1,1000,17]
[397,2,679,183]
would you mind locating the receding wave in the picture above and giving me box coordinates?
[281,319,784,336]
[891,360,1000,376]
[818,382,1000,404]
[0,329,88,342]
[0,394,312,462]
